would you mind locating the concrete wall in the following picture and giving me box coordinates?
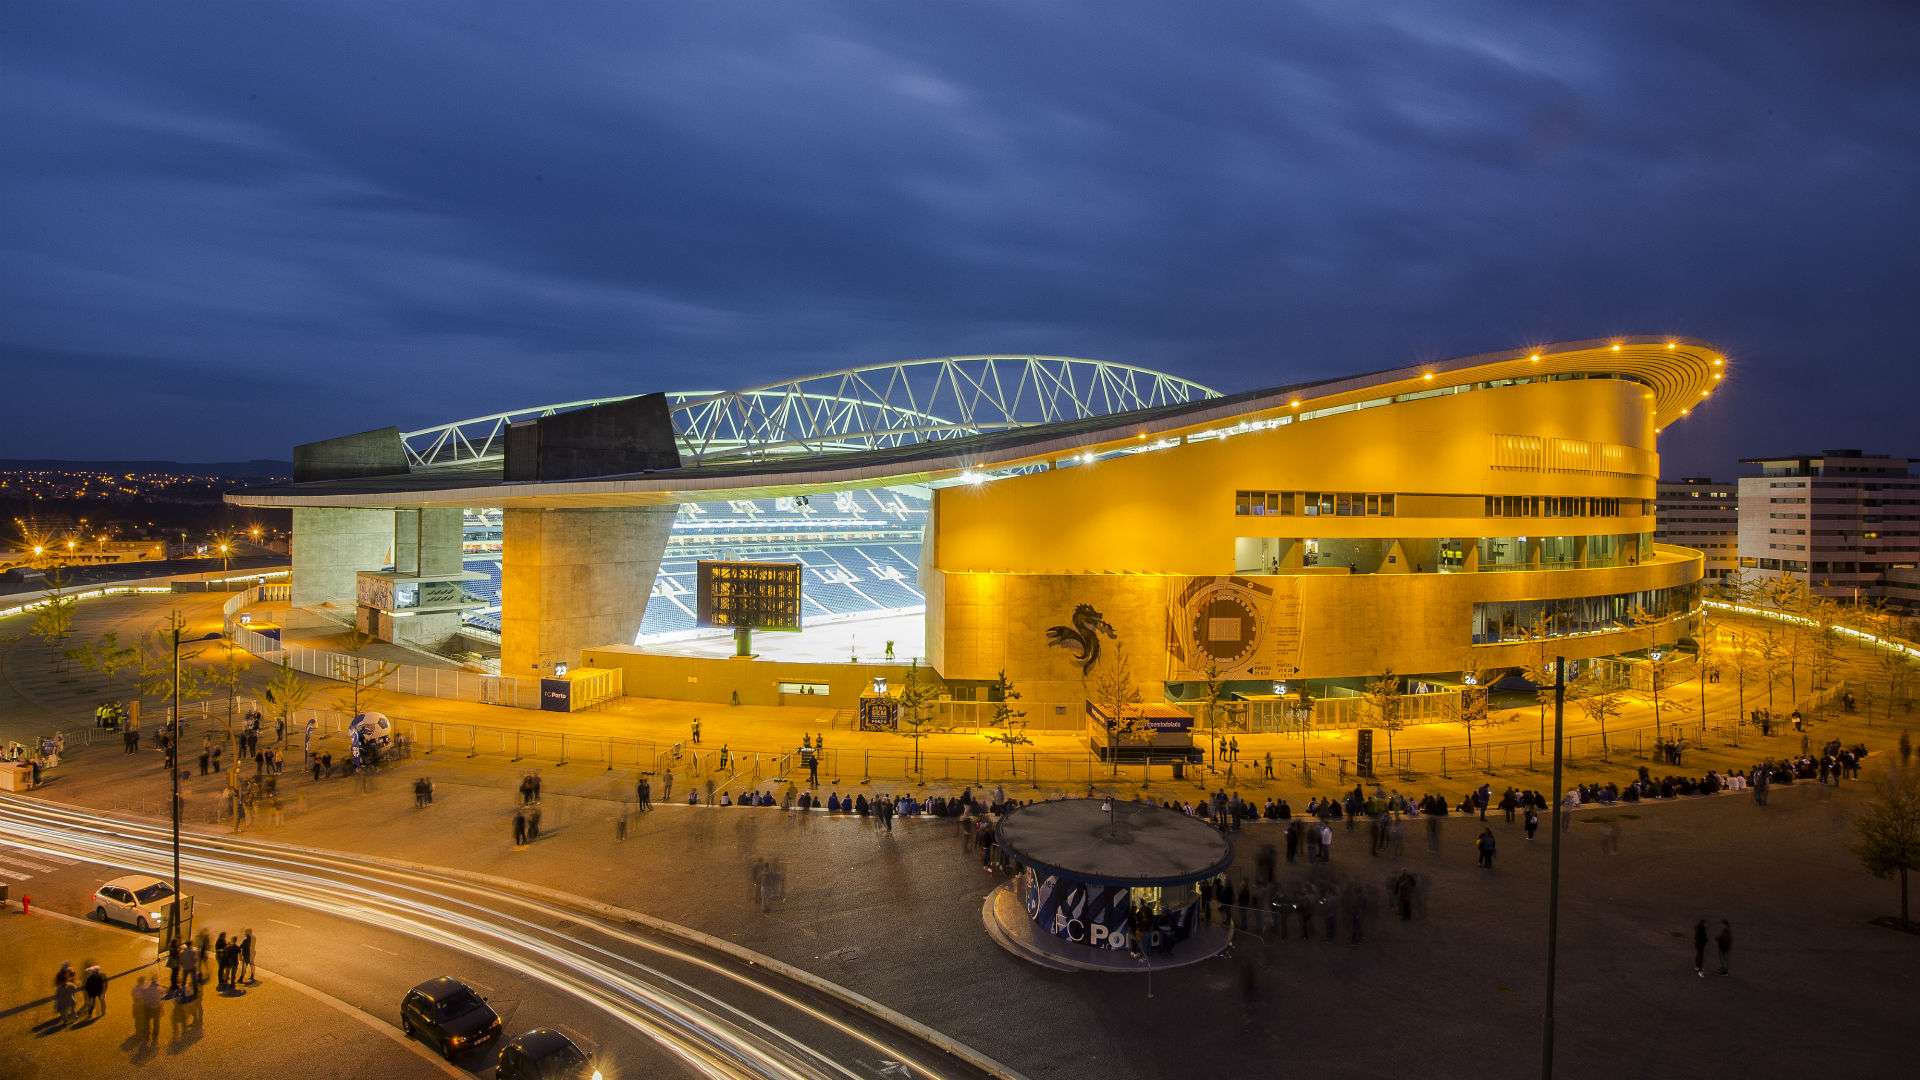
[292,427,409,483]
[581,646,929,708]
[503,393,681,481]
[290,507,395,608]
[499,507,676,674]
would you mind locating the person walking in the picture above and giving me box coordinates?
[1476,828,1496,870]
[239,929,255,984]
[1524,807,1539,841]
[663,770,674,802]
[1318,821,1333,863]
[214,933,230,990]
[513,808,527,846]
[81,960,106,1020]
[130,975,151,1042]
[1715,919,1732,976]
[1693,918,1709,977]
[53,962,77,1027]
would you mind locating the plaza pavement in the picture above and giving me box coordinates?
[0,902,444,1080]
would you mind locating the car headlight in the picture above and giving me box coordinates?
[592,1071,604,1080]
[447,1035,465,1047]
[149,911,166,924]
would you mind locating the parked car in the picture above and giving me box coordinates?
[400,977,501,1059]
[92,875,184,932]
[497,1029,602,1080]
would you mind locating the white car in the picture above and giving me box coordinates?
[93,874,184,932]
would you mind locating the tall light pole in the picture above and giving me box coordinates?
[1541,655,1567,1079]
[168,613,186,947]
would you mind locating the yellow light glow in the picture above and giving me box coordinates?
[1611,343,1622,352]
[1713,358,1724,367]
[1422,372,1435,381]
[1714,372,1723,381]
[1666,341,1677,349]
[1680,409,1691,417]
[1288,399,1302,408]
[1528,353,1541,362]
[1700,390,1710,398]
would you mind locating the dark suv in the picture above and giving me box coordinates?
[400,977,502,1060]
[497,1028,600,1080]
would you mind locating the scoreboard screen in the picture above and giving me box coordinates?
[695,560,804,632]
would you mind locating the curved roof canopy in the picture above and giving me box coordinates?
[231,336,1727,510]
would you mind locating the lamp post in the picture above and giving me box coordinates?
[217,542,230,578]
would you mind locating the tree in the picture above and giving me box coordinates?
[69,615,209,728]
[1364,670,1405,768]
[1875,646,1913,724]
[265,661,314,743]
[897,660,938,777]
[1519,613,1555,751]
[982,669,1029,776]
[207,645,253,745]
[1727,628,1754,724]
[329,630,399,716]
[1090,642,1141,780]
[1457,684,1508,769]
[1573,667,1625,756]
[1756,623,1789,714]
[25,565,77,673]
[1198,662,1228,771]
[1628,605,1675,746]
[1853,767,1920,927]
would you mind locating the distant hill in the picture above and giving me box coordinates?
[0,458,292,478]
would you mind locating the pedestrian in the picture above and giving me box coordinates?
[130,974,151,1041]
[513,808,527,846]
[691,718,701,744]
[164,939,182,998]
[240,929,255,984]
[53,962,77,1026]
[529,804,542,841]
[1715,919,1732,976]
[82,960,106,1019]
[139,975,163,1046]
[1476,828,1496,870]
[170,990,191,1042]
[1318,821,1333,862]
[1693,918,1709,977]
[1427,813,1442,853]
[662,770,674,801]
[214,932,230,989]
[532,772,543,801]
[1524,808,1539,841]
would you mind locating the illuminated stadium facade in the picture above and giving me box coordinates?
[230,340,1725,712]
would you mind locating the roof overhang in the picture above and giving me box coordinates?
[229,336,1727,511]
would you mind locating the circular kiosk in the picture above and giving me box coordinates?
[983,798,1234,971]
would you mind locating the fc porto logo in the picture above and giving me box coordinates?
[1186,580,1262,669]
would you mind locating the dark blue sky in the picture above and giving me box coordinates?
[3,1,1915,475]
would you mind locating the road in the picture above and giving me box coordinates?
[0,793,1009,1080]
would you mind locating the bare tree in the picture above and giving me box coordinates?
[1364,670,1405,768]
[1875,646,1912,724]
[1457,684,1509,769]
[1198,662,1228,771]
[1090,642,1141,780]
[1573,667,1626,756]
[982,668,1029,776]
[330,629,399,716]
[1853,766,1920,927]
[265,661,314,743]
[1520,614,1555,750]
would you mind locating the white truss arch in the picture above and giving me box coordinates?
[400,356,1218,471]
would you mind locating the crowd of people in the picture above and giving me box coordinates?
[43,928,258,1048]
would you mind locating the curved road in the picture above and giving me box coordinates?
[0,793,1010,1080]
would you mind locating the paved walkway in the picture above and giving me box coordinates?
[0,906,441,1080]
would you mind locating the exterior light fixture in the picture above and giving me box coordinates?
[1713,358,1724,367]
[1528,353,1541,363]
[1679,409,1691,417]
[1700,390,1710,397]
[1611,343,1622,352]
[1713,373,1723,381]
[1422,372,1435,381]
[1079,451,1095,465]
[1666,341,1677,349]
[1288,399,1302,409]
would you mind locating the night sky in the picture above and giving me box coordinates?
[3,2,1916,475]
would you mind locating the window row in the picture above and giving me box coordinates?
[1471,582,1701,644]
[1234,491,1396,517]
[1484,495,1640,518]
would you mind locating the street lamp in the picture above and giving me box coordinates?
[217,542,230,577]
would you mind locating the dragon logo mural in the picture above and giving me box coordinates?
[1046,603,1116,675]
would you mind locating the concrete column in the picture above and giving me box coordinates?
[393,508,468,648]
[499,507,676,675]
[291,507,395,608]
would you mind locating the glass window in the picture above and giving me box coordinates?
[1265,492,1280,514]
[1365,494,1379,515]
[1380,494,1394,516]
[1281,492,1295,515]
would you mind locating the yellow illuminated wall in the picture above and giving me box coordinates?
[927,377,1698,700]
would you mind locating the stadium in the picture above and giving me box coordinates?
[229,339,1724,724]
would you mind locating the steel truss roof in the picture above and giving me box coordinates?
[399,356,1219,471]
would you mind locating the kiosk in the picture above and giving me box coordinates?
[983,798,1233,971]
